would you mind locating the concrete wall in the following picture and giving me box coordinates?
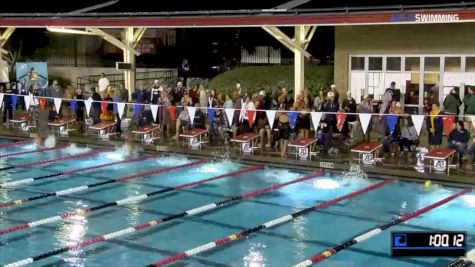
[334,22,475,96]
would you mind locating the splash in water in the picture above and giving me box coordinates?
[44,135,56,148]
[243,243,266,267]
[342,163,368,180]
[63,143,92,155]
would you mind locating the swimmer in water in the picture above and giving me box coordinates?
[31,133,47,148]
[424,180,441,190]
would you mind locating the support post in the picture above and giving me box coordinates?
[123,27,136,100]
[294,26,306,99]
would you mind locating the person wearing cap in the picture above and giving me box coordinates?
[98,73,109,93]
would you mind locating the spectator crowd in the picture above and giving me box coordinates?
[1,76,475,165]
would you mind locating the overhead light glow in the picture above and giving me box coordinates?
[46,27,98,35]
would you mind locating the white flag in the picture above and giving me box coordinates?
[85,97,93,117]
[266,110,277,129]
[239,99,245,122]
[225,108,234,128]
[358,113,372,134]
[310,112,323,131]
[117,102,126,119]
[24,94,33,111]
[150,104,159,122]
[0,93,3,109]
[411,115,425,136]
[53,98,62,113]
[186,106,196,126]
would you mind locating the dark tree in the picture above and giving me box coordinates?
[3,29,49,80]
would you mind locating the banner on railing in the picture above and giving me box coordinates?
[411,115,425,136]
[359,113,372,134]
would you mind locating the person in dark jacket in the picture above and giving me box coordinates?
[91,87,102,124]
[322,91,339,132]
[341,91,357,137]
[463,87,475,115]
[75,88,86,132]
[193,104,206,129]
[426,103,444,149]
[443,89,462,116]
[447,121,470,165]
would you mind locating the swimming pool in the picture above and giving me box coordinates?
[0,139,473,267]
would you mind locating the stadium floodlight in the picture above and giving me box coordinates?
[46,27,98,35]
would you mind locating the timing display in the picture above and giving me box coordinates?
[392,232,466,257]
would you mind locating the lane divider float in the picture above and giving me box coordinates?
[0,144,69,163]
[147,179,392,267]
[292,188,473,267]
[0,165,261,234]
[0,159,208,235]
[0,146,114,172]
[3,170,324,266]
[0,140,34,149]
[447,248,475,267]
[0,154,160,205]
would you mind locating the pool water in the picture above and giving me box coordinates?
[0,139,473,267]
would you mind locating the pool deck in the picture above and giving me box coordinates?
[1,127,473,187]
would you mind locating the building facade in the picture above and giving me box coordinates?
[335,22,475,114]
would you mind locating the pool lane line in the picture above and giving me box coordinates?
[0,159,208,236]
[0,145,110,171]
[2,171,324,267]
[146,179,392,267]
[0,144,69,161]
[0,165,262,235]
[447,248,475,267]
[0,154,160,203]
[292,188,473,267]
[0,140,34,149]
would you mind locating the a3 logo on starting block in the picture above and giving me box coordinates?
[298,147,309,159]
[189,137,200,149]
[59,126,68,136]
[433,159,447,172]
[362,153,375,165]
[241,142,252,153]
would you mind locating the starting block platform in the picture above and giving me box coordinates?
[88,121,116,139]
[48,117,76,136]
[180,128,208,149]
[132,125,161,143]
[231,133,258,154]
[288,138,318,160]
[10,115,34,132]
[351,143,382,165]
[424,148,456,173]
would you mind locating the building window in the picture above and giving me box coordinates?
[445,57,461,72]
[351,57,365,70]
[369,57,383,71]
[466,57,475,72]
[386,57,401,71]
[405,57,420,71]
[424,57,440,72]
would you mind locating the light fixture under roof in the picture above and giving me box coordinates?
[46,27,98,35]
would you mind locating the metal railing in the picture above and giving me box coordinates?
[76,69,177,92]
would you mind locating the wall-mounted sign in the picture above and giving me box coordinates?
[390,13,460,23]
